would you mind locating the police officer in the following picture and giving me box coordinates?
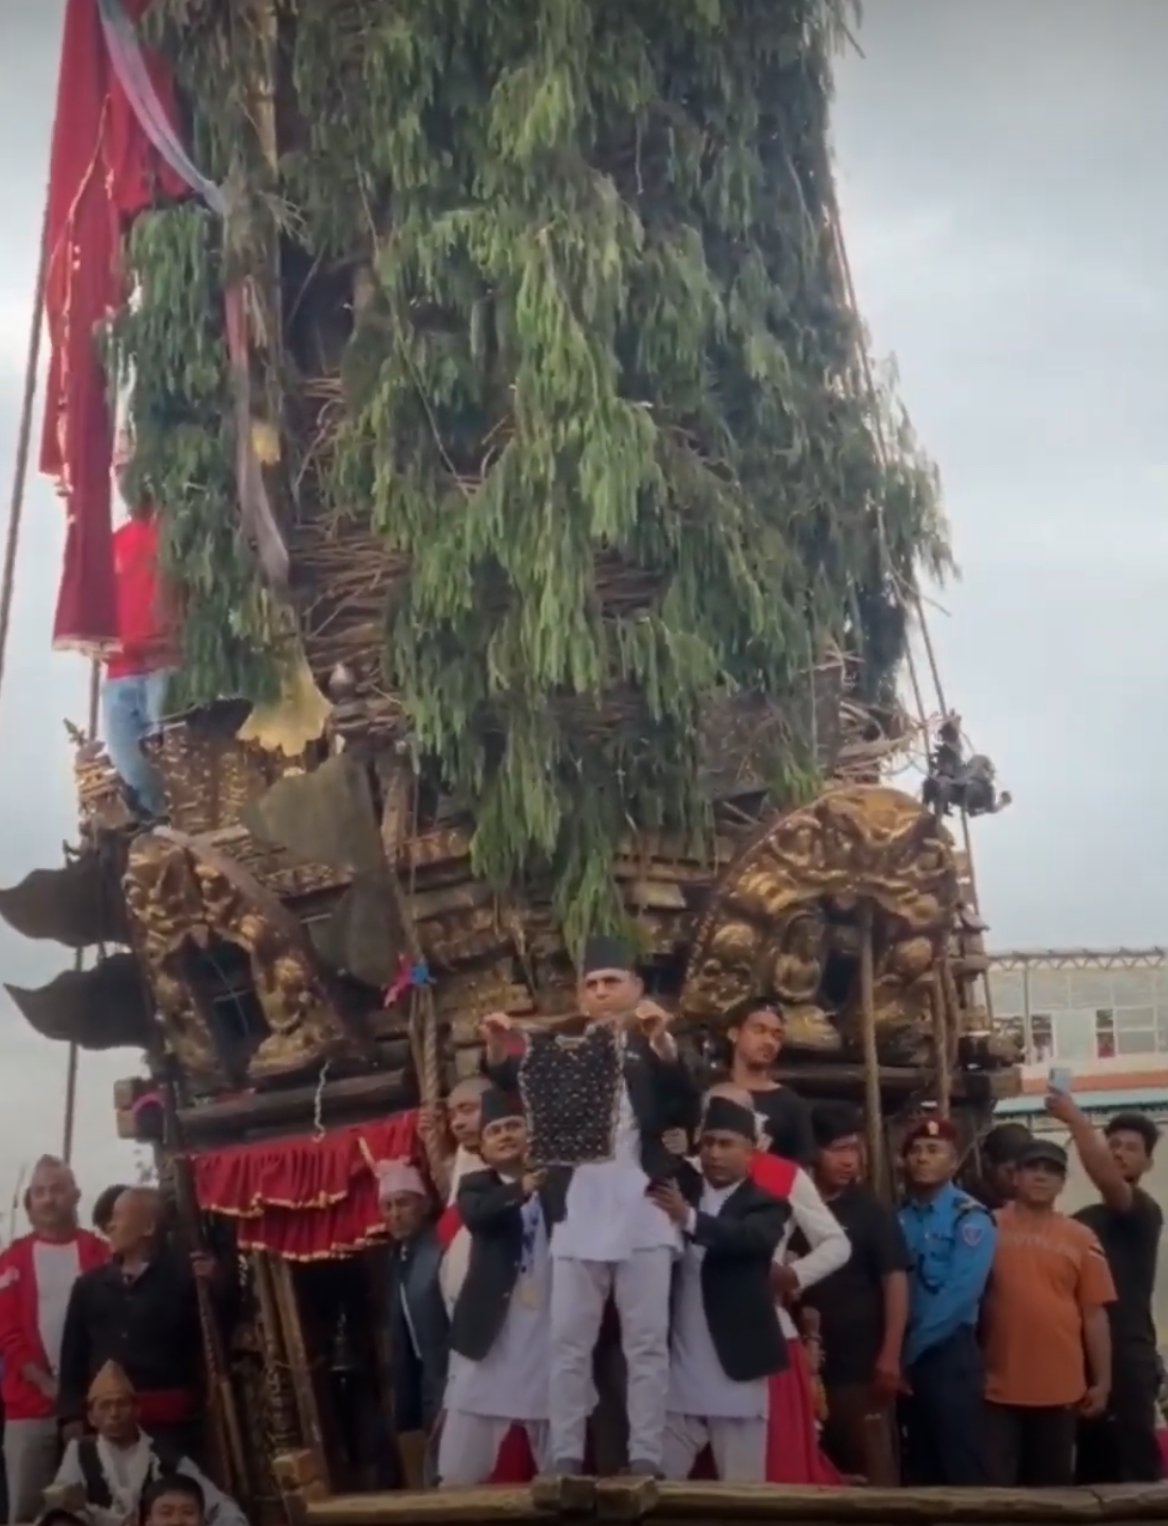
[898,1116,995,1485]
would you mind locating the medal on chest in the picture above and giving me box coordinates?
[515,1274,541,1309]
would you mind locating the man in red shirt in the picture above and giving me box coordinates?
[0,1157,108,1522]
[102,430,177,820]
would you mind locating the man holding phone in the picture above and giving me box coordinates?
[1044,1086,1163,1483]
[981,1138,1114,1485]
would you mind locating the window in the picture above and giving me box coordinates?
[1053,1010,1097,1064]
[1030,1012,1054,1063]
[1095,1008,1116,1059]
[1115,1005,1157,1057]
[993,1014,1025,1060]
[1117,1028,1158,1057]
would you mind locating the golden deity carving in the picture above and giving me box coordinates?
[680,785,959,1064]
[122,828,351,1086]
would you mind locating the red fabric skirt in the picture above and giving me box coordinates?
[475,1340,844,1485]
[488,1425,536,1482]
[688,1339,842,1485]
[764,1339,845,1485]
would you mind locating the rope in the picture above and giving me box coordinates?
[824,175,995,1046]
[0,183,90,1157]
[0,197,49,716]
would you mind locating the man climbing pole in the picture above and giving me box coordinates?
[101,428,176,821]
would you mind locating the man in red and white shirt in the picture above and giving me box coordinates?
[0,1156,108,1521]
[102,429,177,821]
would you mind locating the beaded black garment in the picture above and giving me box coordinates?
[519,1023,622,1167]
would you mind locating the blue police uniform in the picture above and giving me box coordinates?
[899,1178,996,1484]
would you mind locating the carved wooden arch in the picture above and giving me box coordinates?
[122,827,353,1086]
[679,785,960,1061]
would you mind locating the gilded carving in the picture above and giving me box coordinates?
[680,785,959,1064]
[123,829,352,1085]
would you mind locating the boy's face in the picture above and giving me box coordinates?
[481,1116,527,1170]
[448,1089,485,1148]
[1108,1128,1151,1183]
[146,1491,203,1526]
[1014,1160,1064,1208]
[817,1134,861,1191]
[699,1128,752,1187]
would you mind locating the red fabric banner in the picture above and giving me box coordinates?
[190,1111,423,1260]
[42,0,186,651]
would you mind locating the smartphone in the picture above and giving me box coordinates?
[1048,1065,1072,1094]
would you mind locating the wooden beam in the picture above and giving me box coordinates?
[177,1067,412,1146]
[773,1061,1018,1103]
[300,1480,1168,1524]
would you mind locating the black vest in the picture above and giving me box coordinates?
[75,1437,184,1509]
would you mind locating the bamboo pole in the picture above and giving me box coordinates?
[160,1071,247,1494]
[859,901,886,1193]
[932,964,953,1120]
[62,660,101,1164]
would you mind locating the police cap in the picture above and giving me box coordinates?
[901,1115,958,1156]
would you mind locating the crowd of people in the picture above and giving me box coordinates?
[0,1169,244,1526]
[379,936,1168,1491]
[0,937,1163,1517]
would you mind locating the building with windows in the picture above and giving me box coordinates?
[988,947,1168,1338]
[988,946,1168,1066]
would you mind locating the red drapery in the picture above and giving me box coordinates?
[42,0,187,652]
[190,1111,423,1260]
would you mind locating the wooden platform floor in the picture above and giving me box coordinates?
[300,1480,1168,1525]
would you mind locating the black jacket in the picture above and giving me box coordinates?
[58,1252,209,1423]
[675,1161,790,1382]
[386,1225,449,1432]
[485,1025,700,1220]
[450,1169,556,1361]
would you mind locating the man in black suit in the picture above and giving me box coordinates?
[378,1160,448,1488]
[480,936,700,1478]
[438,1089,556,1484]
[649,1094,789,1482]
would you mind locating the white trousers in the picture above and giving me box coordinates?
[437,1412,550,1486]
[549,1248,673,1470]
[662,1412,768,1482]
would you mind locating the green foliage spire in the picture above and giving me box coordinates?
[133,0,948,950]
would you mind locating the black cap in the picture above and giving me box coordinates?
[581,936,636,976]
[812,1102,862,1149]
[479,1089,524,1128]
[981,1122,1032,1166]
[702,1095,757,1141]
[1017,1138,1068,1172]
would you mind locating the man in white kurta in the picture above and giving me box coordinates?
[50,1361,244,1526]
[438,1091,553,1484]
[481,936,699,1476]
[654,1095,791,1481]
[437,1076,490,1315]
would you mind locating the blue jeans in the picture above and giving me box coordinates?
[102,667,174,817]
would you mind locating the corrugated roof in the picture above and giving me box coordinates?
[997,1087,1168,1115]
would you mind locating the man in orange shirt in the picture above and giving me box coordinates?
[981,1138,1115,1486]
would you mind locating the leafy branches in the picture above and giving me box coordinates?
[135,0,946,950]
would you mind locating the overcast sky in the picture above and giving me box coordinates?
[0,1,1162,1203]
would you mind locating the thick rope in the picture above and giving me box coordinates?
[0,199,49,716]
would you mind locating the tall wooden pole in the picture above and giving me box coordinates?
[859,901,886,1194]
[61,661,101,1163]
